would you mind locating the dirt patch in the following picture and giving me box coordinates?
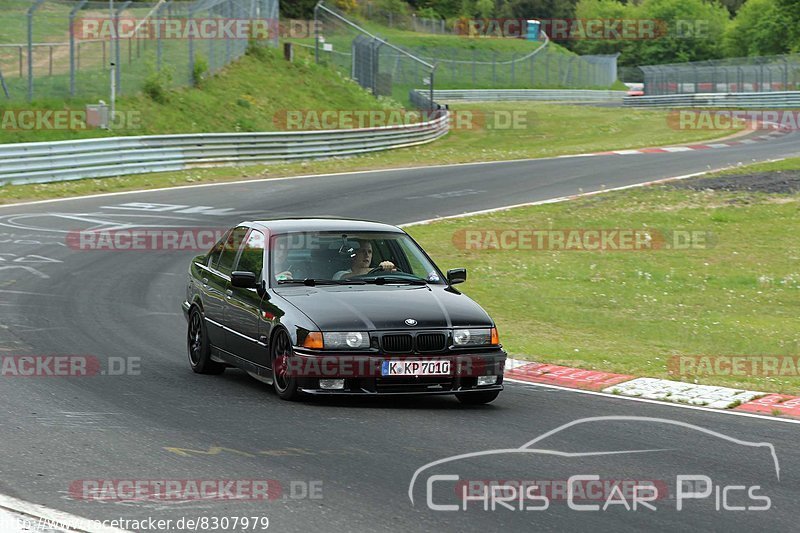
[669,171,800,194]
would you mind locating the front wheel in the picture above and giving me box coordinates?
[187,307,225,375]
[271,329,302,401]
[456,390,500,405]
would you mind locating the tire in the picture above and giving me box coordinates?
[187,307,225,375]
[456,390,500,405]
[271,329,302,401]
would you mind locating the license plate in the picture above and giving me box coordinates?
[381,359,451,376]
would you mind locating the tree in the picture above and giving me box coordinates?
[570,0,634,58]
[776,0,800,52]
[335,0,359,12]
[280,0,317,19]
[476,0,494,18]
[509,0,580,20]
[724,0,790,56]
[633,0,731,65]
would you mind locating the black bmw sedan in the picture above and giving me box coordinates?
[182,218,506,404]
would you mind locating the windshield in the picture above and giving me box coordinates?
[269,231,444,286]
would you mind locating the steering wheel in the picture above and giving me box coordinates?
[365,265,402,275]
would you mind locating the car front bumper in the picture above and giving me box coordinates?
[288,349,507,396]
[181,300,191,320]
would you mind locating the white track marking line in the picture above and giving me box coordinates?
[504,377,800,425]
[401,169,723,226]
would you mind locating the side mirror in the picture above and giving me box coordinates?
[231,271,257,288]
[446,268,467,285]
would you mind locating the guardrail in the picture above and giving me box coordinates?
[427,89,627,103]
[624,92,800,108]
[0,115,449,186]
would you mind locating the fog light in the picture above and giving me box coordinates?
[477,375,498,386]
[319,379,345,390]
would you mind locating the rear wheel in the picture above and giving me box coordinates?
[456,390,500,405]
[272,329,302,401]
[187,307,225,375]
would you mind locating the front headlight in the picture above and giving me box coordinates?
[453,327,498,346]
[322,331,370,349]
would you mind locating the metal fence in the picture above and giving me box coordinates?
[425,48,619,89]
[311,2,618,104]
[0,0,278,102]
[641,55,800,96]
[350,1,618,88]
[624,91,800,108]
[0,112,449,185]
[313,3,435,108]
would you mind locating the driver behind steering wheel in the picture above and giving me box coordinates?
[333,239,395,280]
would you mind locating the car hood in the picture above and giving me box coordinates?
[274,285,493,331]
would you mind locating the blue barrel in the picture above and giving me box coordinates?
[526,19,541,41]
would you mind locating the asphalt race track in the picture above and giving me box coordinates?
[1,134,799,532]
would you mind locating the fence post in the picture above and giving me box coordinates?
[115,2,130,95]
[511,53,515,85]
[545,52,550,86]
[0,67,9,98]
[530,52,534,86]
[492,51,497,86]
[27,0,46,102]
[472,48,476,86]
[314,2,320,64]
[429,65,435,112]
[208,8,215,74]
[188,5,196,84]
[224,0,231,65]
[69,0,88,97]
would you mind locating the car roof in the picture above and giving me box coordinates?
[246,218,405,234]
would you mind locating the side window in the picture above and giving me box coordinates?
[206,230,231,268]
[235,230,265,279]
[217,226,248,275]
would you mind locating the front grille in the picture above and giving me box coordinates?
[383,334,413,353]
[416,333,446,352]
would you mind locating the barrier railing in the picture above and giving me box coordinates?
[427,89,627,102]
[0,114,449,186]
[624,92,800,108]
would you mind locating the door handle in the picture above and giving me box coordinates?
[202,277,208,286]
[226,289,233,299]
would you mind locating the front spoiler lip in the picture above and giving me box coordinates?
[292,347,507,357]
[299,385,504,396]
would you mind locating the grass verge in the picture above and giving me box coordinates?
[406,169,800,394]
[0,46,397,144]
[0,102,738,204]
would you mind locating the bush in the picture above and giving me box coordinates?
[246,41,272,62]
[192,55,209,87]
[142,62,173,103]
